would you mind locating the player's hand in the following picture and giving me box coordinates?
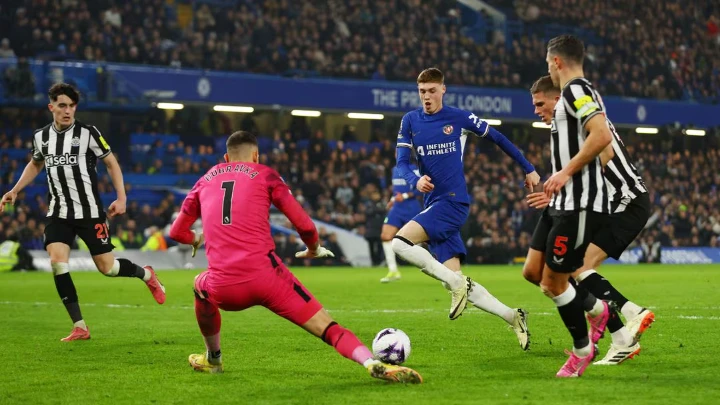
[526,192,551,209]
[524,171,541,192]
[295,246,335,259]
[191,231,204,258]
[543,170,570,198]
[416,175,434,193]
[107,199,126,218]
[386,198,395,210]
[0,190,17,213]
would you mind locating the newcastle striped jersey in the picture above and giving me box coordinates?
[31,120,112,219]
[604,120,648,213]
[550,77,609,213]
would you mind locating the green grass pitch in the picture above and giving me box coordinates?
[1,264,719,404]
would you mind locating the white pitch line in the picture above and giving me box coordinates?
[0,301,719,320]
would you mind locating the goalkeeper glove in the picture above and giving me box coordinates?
[295,245,335,259]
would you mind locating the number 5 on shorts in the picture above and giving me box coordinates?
[553,236,568,256]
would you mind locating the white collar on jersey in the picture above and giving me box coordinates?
[52,119,76,134]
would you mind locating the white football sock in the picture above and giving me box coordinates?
[611,327,633,347]
[51,262,69,275]
[573,342,592,357]
[104,259,120,277]
[382,241,398,273]
[551,284,576,307]
[620,301,643,320]
[587,298,605,317]
[391,238,464,290]
[363,358,380,367]
[468,280,515,323]
[74,320,88,331]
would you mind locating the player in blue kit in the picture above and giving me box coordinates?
[391,68,541,350]
[380,162,422,283]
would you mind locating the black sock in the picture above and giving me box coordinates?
[556,289,590,350]
[569,278,596,313]
[579,272,629,309]
[117,258,147,279]
[606,307,625,333]
[54,273,83,323]
[210,350,221,359]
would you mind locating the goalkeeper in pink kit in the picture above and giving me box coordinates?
[169,131,422,383]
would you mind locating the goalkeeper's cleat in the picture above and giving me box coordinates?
[61,326,91,342]
[143,266,166,305]
[510,308,531,351]
[380,272,402,283]
[556,346,595,378]
[448,277,471,320]
[593,340,641,365]
[587,300,610,344]
[626,308,655,341]
[368,362,423,384]
[188,353,224,374]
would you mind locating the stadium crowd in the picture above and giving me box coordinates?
[1,113,719,266]
[0,0,718,103]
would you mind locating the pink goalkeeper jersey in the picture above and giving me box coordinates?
[176,162,318,283]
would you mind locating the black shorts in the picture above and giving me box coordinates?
[44,215,115,256]
[533,209,606,273]
[530,208,552,252]
[592,193,651,259]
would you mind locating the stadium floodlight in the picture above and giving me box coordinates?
[532,122,552,129]
[156,102,184,110]
[347,112,384,120]
[683,129,706,136]
[635,127,659,134]
[213,105,254,113]
[483,119,502,126]
[291,110,322,117]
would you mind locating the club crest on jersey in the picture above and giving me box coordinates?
[71,137,81,147]
[443,125,453,135]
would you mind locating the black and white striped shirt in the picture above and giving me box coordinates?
[31,120,112,219]
[550,77,610,214]
[604,119,648,213]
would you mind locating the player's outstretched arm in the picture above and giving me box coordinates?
[0,159,44,213]
[168,209,203,256]
[169,182,203,255]
[101,153,128,218]
[484,126,536,174]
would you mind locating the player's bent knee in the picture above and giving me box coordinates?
[522,265,542,286]
[539,283,555,298]
[391,236,412,254]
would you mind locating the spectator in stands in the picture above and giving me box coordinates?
[0,38,16,58]
[640,235,662,263]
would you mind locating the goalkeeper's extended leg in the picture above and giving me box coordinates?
[301,308,422,384]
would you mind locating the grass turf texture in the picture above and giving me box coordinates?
[1,264,719,404]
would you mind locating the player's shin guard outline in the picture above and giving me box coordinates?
[321,322,373,365]
[195,294,221,337]
[391,236,463,289]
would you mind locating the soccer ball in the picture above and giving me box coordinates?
[372,328,411,365]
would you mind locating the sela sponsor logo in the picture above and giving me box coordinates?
[45,153,79,167]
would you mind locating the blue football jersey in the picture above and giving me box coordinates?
[396,106,533,207]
